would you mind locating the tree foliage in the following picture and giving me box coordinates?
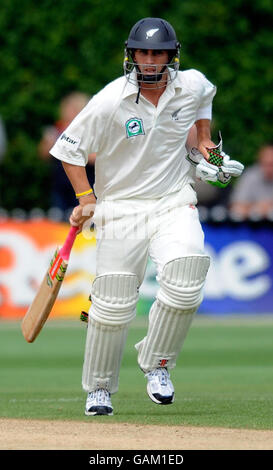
[0,0,272,209]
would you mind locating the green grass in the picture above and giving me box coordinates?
[1,317,273,429]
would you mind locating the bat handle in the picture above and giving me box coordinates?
[59,226,79,261]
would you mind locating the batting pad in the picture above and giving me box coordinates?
[82,273,139,394]
[135,256,210,373]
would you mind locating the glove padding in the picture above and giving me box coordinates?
[221,154,244,177]
[195,157,232,187]
[186,131,244,186]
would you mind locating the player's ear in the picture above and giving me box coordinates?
[129,48,136,61]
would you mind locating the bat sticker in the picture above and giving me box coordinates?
[49,253,63,280]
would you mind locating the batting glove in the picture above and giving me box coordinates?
[206,132,244,177]
[186,131,244,188]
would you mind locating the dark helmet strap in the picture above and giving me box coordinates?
[135,87,141,104]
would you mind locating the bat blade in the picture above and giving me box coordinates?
[21,249,68,343]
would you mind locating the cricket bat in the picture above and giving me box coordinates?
[21,225,78,343]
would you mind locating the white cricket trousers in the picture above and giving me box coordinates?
[82,184,208,393]
[94,184,205,279]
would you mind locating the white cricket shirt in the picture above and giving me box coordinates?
[50,69,216,202]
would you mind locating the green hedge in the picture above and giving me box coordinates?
[0,0,272,209]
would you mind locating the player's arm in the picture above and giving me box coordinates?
[186,72,244,185]
[194,120,231,186]
[62,162,96,231]
[186,121,224,184]
[195,119,216,159]
[187,121,244,187]
[186,119,217,159]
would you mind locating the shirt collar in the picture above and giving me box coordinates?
[122,75,139,99]
[172,71,183,91]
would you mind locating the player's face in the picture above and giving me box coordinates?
[134,49,169,77]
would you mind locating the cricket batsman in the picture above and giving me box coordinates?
[50,18,244,415]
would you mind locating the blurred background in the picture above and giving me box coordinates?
[0,0,273,320]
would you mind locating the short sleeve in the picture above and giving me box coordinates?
[196,102,212,120]
[50,95,104,166]
[194,70,216,109]
[187,69,216,105]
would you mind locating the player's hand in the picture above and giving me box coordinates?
[220,154,244,177]
[187,131,244,186]
[199,132,244,177]
[195,157,232,188]
[70,194,96,233]
[187,147,220,182]
[197,139,217,161]
[195,157,219,182]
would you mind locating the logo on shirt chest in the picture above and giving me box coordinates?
[125,117,145,138]
[171,107,183,121]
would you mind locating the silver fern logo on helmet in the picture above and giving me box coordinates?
[146,28,159,39]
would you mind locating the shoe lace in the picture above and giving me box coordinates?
[149,368,169,386]
[97,388,109,403]
[88,388,110,404]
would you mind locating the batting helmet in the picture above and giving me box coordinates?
[124,18,181,88]
[125,17,180,51]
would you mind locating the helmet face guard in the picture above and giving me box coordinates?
[124,18,181,89]
[124,55,180,88]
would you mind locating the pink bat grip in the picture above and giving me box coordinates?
[59,226,78,261]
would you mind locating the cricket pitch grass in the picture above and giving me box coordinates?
[1,315,273,450]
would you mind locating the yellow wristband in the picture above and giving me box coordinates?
[76,188,93,198]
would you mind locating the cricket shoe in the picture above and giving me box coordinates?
[85,389,113,416]
[145,367,174,405]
